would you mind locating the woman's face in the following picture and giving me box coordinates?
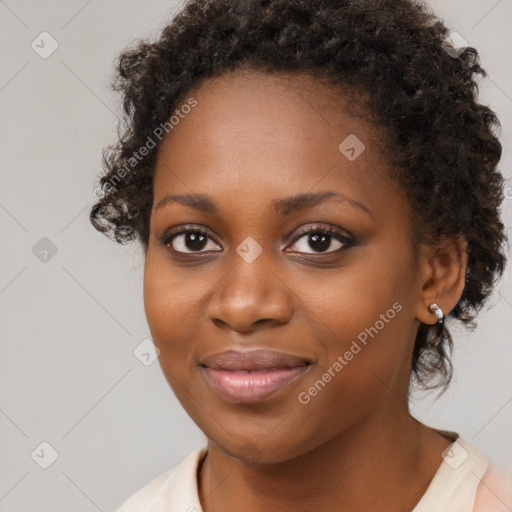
[144,70,425,463]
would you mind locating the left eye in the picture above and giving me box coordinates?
[287,227,350,254]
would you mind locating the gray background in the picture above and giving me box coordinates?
[0,1,511,510]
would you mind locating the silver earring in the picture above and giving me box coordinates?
[428,302,444,324]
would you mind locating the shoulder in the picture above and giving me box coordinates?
[473,464,512,512]
[115,447,207,512]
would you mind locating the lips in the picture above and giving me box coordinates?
[201,349,311,371]
[200,349,312,403]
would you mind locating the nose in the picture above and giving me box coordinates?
[206,255,292,333]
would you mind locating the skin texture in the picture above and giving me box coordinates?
[143,70,468,511]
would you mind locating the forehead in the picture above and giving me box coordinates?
[152,70,397,216]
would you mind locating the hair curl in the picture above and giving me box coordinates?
[90,0,507,394]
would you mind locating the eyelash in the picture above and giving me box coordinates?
[160,223,354,257]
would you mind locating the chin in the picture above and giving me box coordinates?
[205,426,321,466]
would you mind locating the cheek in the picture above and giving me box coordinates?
[143,255,201,410]
[292,305,410,452]
[143,247,221,379]
[294,252,413,407]
[299,250,409,348]
[143,250,193,361]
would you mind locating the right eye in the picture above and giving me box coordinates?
[162,226,223,254]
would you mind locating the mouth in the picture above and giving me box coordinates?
[199,349,312,404]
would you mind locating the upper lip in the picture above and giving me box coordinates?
[200,349,311,371]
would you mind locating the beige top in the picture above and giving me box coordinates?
[116,431,512,512]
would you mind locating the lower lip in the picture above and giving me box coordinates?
[202,365,310,404]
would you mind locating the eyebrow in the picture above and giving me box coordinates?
[154,191,372,216]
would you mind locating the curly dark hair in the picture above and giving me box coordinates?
[90,0,507,395]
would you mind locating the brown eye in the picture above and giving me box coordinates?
[164,228,222,254]
[287,225,352,255]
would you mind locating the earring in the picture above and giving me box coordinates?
[428,302,444,324]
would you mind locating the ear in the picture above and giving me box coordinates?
[415,235,468,325]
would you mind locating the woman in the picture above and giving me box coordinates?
[90,0,511,510]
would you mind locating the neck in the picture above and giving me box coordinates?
[198,400,451,512]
